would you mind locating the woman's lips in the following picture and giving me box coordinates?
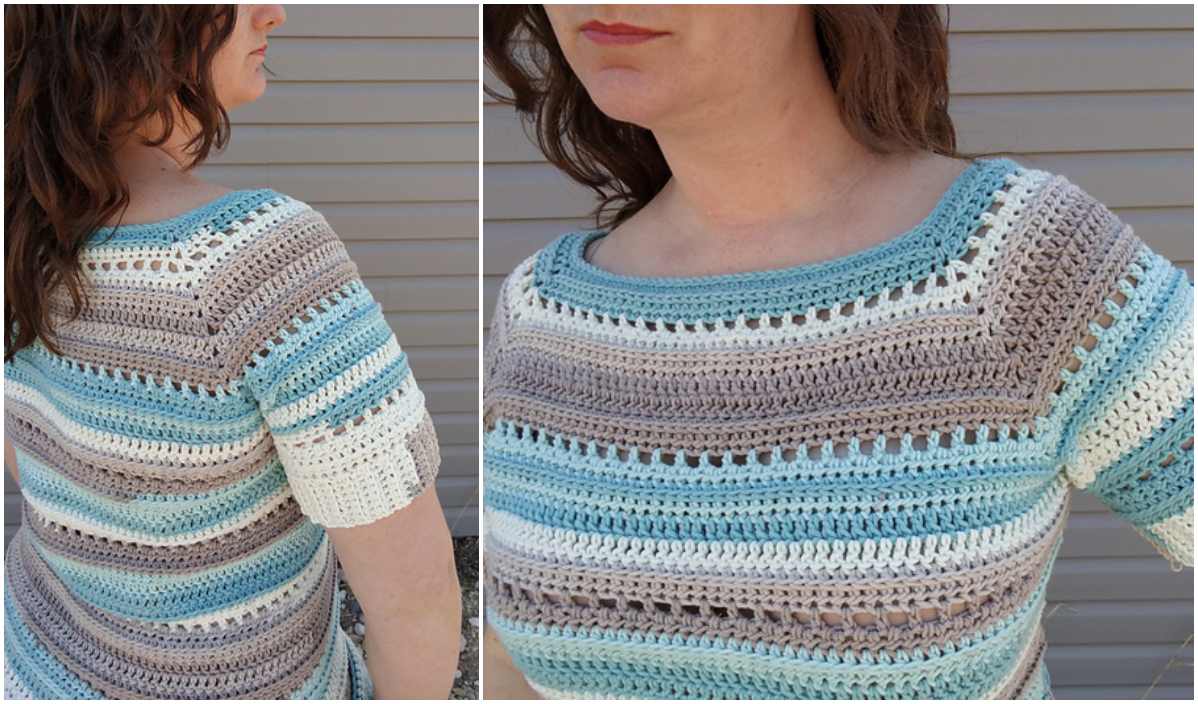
[251,44,267,57]
[579,20,669,46]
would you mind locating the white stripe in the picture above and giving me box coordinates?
[264,335,405,428]
[163,531,332,630]
[23,484,294,547]
[484,477,1067,577]
[1147,505,1195,568]
[1069,301,1193,489]
[275,377,431,528]
[81,197,310,289]
[5,378,269,471]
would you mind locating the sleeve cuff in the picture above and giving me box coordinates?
[277,378,442,529]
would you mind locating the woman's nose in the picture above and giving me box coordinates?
[256,4,287,32]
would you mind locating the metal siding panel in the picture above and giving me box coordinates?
[948,5,1193,32]
[212,125,478,164]
[266,37,476,81]
[277,4,478,37]
[1042,600,1193,645]
[362,276,478,312]
[404,346,479,381]
[1044,644,1193,686]
[345,240,478,277]
[196,163,477,202]
[383,312,477,349]
[1052,685,1192,700]
[952,93,1192,152]
[1047,558,1193,601]
[1060,513,1196,559]
[313,202,478,241]
[236,83,477,124]
[483,162,596,219]
[949,31,1193,93]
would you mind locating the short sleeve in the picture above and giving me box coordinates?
[238,206,441,529]
[1054,186,1194,570]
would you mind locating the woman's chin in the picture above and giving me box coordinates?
[585,73,676,129]
[226,80,268,110]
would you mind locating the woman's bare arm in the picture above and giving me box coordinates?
[327,485,462,699]
[483,623,542,700]
[6,438,18,486]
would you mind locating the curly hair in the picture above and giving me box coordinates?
[4,5,237,360]
[485,5,987,229]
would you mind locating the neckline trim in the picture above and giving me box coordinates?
[87,188,282,246]
[532,156,1022,323]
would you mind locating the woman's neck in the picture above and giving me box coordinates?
[106,119,229,226]
[589,32,963,279]
[651,86,882,241]
[640,23,887,243]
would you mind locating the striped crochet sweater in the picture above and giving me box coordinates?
[4,189,440,698]
[482,156,1194,699]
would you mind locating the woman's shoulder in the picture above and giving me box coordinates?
[494,229,588,293]
[190,189,364,360]
[977,154,1147,258]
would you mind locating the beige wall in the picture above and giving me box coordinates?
[482,4,1194,698]
[3,4,481,538]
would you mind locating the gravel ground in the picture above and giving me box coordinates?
[338,535,480,699]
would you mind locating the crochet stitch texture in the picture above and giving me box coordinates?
[3,189,441,698]
[482,156,1195,699]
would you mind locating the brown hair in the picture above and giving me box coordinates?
[485,5,982,228]
[4,5,237,360]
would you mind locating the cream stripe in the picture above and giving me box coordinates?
[23,485,294,548]
[81,197,310,289]
[264,336,405,428]
[1070,301,1193,488]
[1147,505,1195,568]
[5,378,269,471]
[484,477,1067,577]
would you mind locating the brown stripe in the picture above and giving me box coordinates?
[485,493,1068,656]
[8,527,337,698]
[25,496,307,574]
[26,206,361,390]
[5,399,276,497]
[484,175,1144,456]
[979,174,1142,411]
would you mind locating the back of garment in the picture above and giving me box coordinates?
[3,189,441,698]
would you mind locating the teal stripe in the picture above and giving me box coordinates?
[18,450,290,539]
[491,533,1061,699]
[531,157,1019,323]
[1089,396,1194,529]
[35,523,327,621]
[87,189,284,247]
[1058,249,1190,464]
[247,280,397,409]
[4,590,104,699]
[6,349,262,444]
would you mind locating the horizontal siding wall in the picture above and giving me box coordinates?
[482,4,1193,698]
[4,4,480,540]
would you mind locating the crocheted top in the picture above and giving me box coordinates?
[482,156,1195,699]
[4,190,441,698]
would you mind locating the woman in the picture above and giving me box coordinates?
[482,5,1193,700]
[4,5,461,699]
